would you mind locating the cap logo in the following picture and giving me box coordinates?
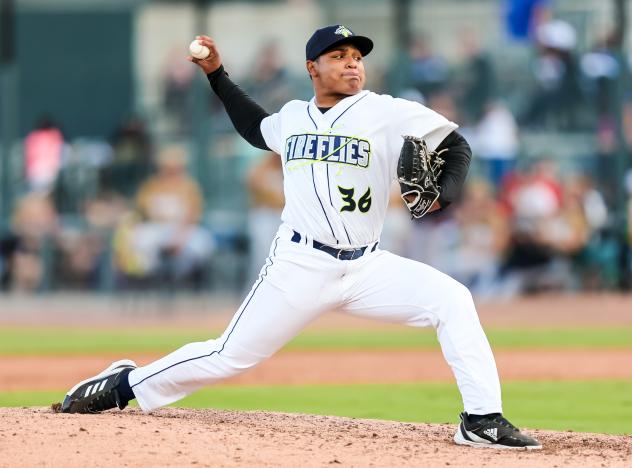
[335,25,353,38]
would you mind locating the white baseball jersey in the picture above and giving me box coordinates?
[260,90,457,248]
[128,90,502,418]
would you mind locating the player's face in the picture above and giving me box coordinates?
[308,44,366,100]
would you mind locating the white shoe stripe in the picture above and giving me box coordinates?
[98,379,108,392]
[65,360,138,398]
[84,385,93,397]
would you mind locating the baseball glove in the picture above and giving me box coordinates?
[397,135,446,219]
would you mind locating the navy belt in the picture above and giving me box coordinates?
[291,230,377,261]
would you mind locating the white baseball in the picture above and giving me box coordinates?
[189,40,210,60]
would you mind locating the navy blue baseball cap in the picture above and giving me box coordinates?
[306,25,373,61]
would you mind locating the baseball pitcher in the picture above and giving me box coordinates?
[61,25,541,450]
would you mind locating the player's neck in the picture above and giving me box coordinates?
[314,90,359,108]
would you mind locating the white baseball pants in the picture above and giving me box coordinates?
[129,223,502,415]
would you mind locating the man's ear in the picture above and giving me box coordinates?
[306,60,318,79]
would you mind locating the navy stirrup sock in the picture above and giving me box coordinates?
[468,412,501,423]
[117,369,136,405]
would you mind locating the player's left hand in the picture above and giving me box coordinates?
[187,35,223,75]
[397,136,445,219]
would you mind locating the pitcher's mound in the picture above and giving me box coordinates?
[2,407,630,467]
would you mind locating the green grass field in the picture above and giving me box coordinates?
[2,326,631,435]
[2,381,631,434]
[1,326,632,354]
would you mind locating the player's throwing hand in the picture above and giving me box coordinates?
[186,35,222,74]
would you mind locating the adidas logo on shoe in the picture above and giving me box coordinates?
[61,360,137,414]
[453,412,542,450]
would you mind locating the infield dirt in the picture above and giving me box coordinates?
[1,407,631,467]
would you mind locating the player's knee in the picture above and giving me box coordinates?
[447,281,476,313]
[176,340,254,378]
[457,281,474,303]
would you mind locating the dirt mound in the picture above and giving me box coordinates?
[1,408,630,467]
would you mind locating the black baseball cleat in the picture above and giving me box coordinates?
[454,412,542,450]
[61,359,137,414]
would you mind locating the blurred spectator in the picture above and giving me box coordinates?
[398,88,426,106]
[242,41,294,112]
[406,35,450,100]
[455,29,495,124]
[426,92,459,123]
[449,180,511,297]
[100,116,154,198]
[54,193,129,290]
[522,19,583,130]
[52,139,112,215]
[499,157,562,217]
[495,159,589,296]
[562,174,614,289]
[564,174,608,234]
[112,211,146,283]
[406,210,459,273]
[407,180,509,299]
[0,193,58,291]
[581,31,621,124]
[55,228,107,290]
[163,47,195,134]
[471,101,519,188]
[408,180,510,299]
[581,31,624,206]
[245,152,284,285]
[23,116,66,193]
[113,145,214,289]
[535,176,592,257]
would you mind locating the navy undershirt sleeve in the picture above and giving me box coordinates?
[435,131,472,208]
[207,65,270,150]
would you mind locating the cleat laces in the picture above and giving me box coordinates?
[490,415,518,431]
